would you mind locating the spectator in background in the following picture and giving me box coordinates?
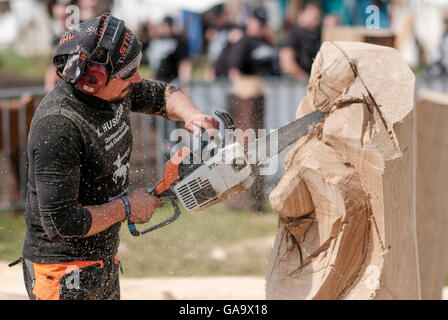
[320,0,353,26]
[225,7,279,212]
[204,4,242,80]
[227,7,279,79]
[279,1,322,81]
[136,22,153,66]
[44,0,73,92]
[78,0,112,22]
[425,9,448,78]
[146,16,192,86]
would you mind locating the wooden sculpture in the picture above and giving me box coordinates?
[266,41,420,300]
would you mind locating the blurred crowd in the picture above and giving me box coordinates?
[3,0,447,211]
[33,0,448,91]
[41,0,401,91]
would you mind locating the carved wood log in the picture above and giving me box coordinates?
[266,41,420,300]
[416,89,448,300]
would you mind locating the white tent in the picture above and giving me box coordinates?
[0,0,52,55]
[112,0,224,31]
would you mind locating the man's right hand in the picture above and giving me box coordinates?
[126,188,164,224]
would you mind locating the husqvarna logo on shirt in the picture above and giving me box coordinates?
[96,104,125,138]
[94,104,131,151]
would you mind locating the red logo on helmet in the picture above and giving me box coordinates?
[119,31,131,56]
[59,31,74,45]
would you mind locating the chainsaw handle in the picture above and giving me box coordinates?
[127,198,181,237]
[127,188,181,237]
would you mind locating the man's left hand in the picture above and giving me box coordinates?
[184,113,220,138]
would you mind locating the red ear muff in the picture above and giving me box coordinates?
[78,64,109,95]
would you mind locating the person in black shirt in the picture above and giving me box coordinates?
[146,16,192,85]
[225,7,278,212]
[19,14,218,300]
[228,7,279,79]
[205,4,243,79]
[279,1,322,80]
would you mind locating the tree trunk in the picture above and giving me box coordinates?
[266,41,421,299]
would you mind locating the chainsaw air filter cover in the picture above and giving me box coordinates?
[172,142,253,212]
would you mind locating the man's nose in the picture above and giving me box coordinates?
[129,71,142,84]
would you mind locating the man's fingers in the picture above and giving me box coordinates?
[186,116,220,133]
[192,122,202,137]
[154,198,164,207]
[147,195,163,207]
[191,118,220,139]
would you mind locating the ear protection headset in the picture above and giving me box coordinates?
[77,14,124,95]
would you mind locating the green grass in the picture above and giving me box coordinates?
[0,49,49,81]
[119,202,277,277]
[0,49,211,86]
[3,207,448,284]
[0,204,278,278]
[0,213,27,262]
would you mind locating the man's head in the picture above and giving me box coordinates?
[211,4,229,28]
[246,6,268,37]
[53,13,142,101]
[157,16,174,38]
[298,2,322,32]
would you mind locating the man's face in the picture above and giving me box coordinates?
[246,17,264,37]
[94,51,143,102]
[158,22,173,37]
[298,5,322,31]
[94,70,142,102]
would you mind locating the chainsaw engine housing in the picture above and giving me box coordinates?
[172,142,253,212]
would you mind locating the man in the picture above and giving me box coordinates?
[146,16,191,85]
[78,0,112,22]
[227,6,279,79]
[225,7,279,212]
[204,4,242,80]
[279,1,322,80]
[44,0,74,92]
[20,14,218,300]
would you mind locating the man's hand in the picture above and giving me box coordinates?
[184,113,220,138]
[126,188,164,224]
[279,47,309,81]
[165,90,220,138]
[85,188,163,237]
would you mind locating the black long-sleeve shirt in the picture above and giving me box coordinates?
[23,79,167,263]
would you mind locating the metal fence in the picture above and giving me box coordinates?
[0,76,447,212]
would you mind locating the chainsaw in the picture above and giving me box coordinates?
[127,109,325,236]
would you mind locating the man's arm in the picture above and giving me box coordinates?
[84,188,162,237]
[130,79,219,136]
[279,47,308,81]
[165,89,219,137]
[178,59,192,87]
[33,115,161,241]
[33,115,92,241]
[227,36,247,79]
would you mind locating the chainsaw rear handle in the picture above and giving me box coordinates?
[127,189,181,237]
